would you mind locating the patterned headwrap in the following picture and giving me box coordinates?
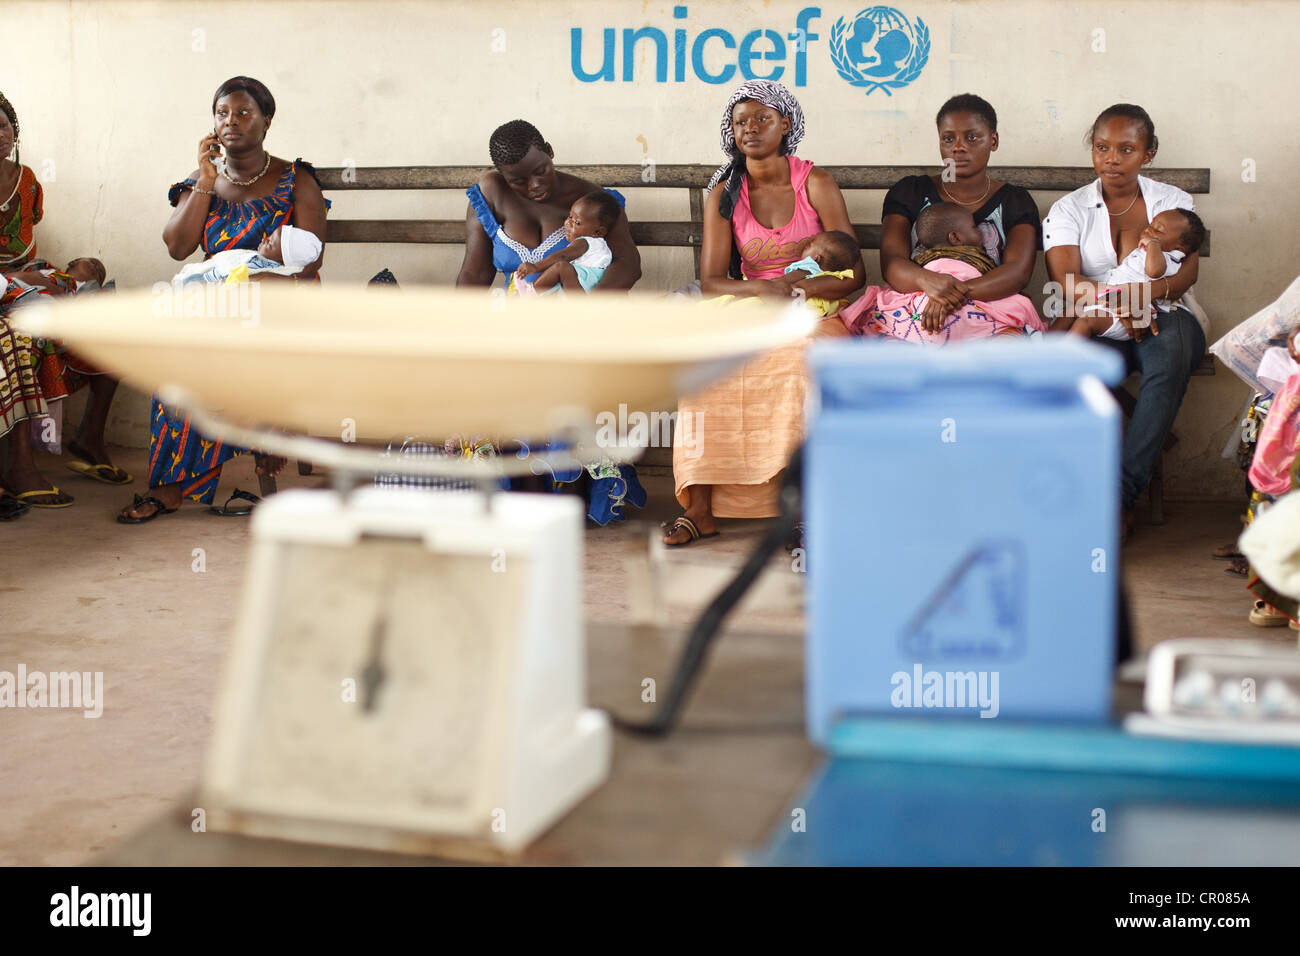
[705,80,805,221]
[0,91,19,163]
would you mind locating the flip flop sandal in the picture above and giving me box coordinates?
[14,487,73,509]
[1249,600,1291,627]
[209,488,261,516]
[662,514,719,548]
[116,493,178,524]
[0,493,30,521]
[65,460,133,485]
[1211,543,1243,560]
[1225,556,1250,576]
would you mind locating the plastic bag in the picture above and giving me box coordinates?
[1240,489,1300,601]
[1210,275,1300,392]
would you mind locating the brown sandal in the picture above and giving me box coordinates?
[662,515,719,548]
[117,493,179,524]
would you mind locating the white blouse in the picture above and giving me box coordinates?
[1043,175,1207,334]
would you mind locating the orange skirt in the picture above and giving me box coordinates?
[673,315,849,517]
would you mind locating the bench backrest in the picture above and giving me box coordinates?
[316,165,1211,279]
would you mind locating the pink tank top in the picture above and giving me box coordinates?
[731,156,824,280]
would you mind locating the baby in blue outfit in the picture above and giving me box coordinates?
[781,229,859,316]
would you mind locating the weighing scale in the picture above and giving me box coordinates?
[15,286,814,855]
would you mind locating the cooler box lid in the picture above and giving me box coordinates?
[809,336,1127,401]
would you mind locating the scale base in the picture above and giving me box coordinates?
[203,708,610,858]
[201,488,610,856]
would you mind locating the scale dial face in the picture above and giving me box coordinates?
[224,537,521,830]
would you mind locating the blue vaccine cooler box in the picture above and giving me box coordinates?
[805,336,1127,744]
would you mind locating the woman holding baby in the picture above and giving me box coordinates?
[853,93,1042,340]
[117,75,329,523]
[0,90,124,516]
[456,118,647,525]
[663,80,865,547]
[1044,103,1207,538]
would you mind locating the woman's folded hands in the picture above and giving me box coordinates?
[917,271,971,332]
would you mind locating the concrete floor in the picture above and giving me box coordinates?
[0,443,1293,865]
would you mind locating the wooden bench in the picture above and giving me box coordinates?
[315,163,1211,272]
[300,163,1213,516]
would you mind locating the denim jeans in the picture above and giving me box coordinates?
[1094,306,1206,510]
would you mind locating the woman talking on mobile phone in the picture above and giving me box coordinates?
[117,76,330,523]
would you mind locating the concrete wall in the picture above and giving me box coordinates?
[10,0,1297,498]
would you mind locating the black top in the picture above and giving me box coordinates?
[882,174,1041,265]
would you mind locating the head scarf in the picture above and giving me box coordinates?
[279,224,322,270]
[0,91,20,164]
[705,80,805,221]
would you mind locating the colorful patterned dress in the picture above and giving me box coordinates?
[0,164,50,438]
[0,278,50,438]
[31,270,105,402]
[0,164,44,271]
[147,159,329,503]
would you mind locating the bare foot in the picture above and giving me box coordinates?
[255,454,287,477]
[68,434,115,468]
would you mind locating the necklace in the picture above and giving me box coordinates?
[1107,189,1140,218]
[220,151,272,187]
[940,175,991,207]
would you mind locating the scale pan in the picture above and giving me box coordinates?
[12,286,813,440]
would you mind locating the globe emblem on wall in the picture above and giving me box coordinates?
[830,7,930,96]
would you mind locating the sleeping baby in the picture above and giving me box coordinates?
[173,224,322,285]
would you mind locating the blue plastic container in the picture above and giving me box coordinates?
[805,336,1126,744]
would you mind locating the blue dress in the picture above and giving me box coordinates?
[150,160,330,503]
[466,184,626,285]
[464,184,646,524]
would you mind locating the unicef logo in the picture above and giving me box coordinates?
[830,7,930,96]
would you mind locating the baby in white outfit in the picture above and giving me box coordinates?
[173,224,322,285]
[1071,208,1205,341]
[514,190,619,296]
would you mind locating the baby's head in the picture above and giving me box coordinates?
[803,231,859,272]
[66,257,106,285]
[1144,208,1205,256]
[257,224,322,272]
[564,190,621,242]
[915,202,983,250]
